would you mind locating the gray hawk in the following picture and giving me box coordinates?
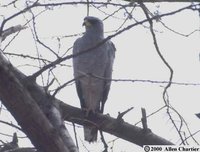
[73,16,115,142]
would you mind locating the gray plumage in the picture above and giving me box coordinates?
[73,16,115,142]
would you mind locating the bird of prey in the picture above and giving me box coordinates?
[72,16,116,142]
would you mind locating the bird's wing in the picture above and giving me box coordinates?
[100,40,116,113]
[72,38,81,74]
[73,38,86,109]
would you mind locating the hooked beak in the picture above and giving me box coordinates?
[82,20,91,27]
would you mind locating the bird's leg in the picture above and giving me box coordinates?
[85,109,90,117]
[85,108,96,117]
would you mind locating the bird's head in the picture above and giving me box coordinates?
[83,16,104,36]
[83,16,102,27]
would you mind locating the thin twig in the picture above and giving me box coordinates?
[1,25,27,41]
[31,10,60,58]
[139,2,174,105]
[72,123,79,151]
[139,1,186,144]
[86,0,90,16]
[29,4,197,79]
[0,0,39,35]
[1,8,45,52]
[89,73,200,86]
[180,130,200,145]
[0,120,22,131]
[117,107,134,120]
[4,52,52,63]
[100,131,108,152]
[52,75,84,97]
[1,0,19,7]
[161,21,200,37]
[141,108,148,131]
[135,105,166,126]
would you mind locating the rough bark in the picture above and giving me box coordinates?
[59,101,174,146]
[0,51,174,150]
[0,53,73,152]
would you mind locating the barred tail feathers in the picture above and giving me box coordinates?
[84,126,98,142]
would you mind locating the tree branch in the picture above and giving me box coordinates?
[0,51,174,148]
[29,3,197,79]
[1,25,27,42]
[124,0,200,2]
[59,101,174,146]
[0,53,74,152]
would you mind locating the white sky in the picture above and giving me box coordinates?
[1,1,200,152]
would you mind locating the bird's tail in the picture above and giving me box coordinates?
[84,126,98,142]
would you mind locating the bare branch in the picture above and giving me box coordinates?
[139,2,198,145]
[72,123,79,151]
[1,0,19,7]
[52,75,84,97]
[32,1,131,8]
[0,53,74,152]
[4,147,36,152]
[59,101,174,146]
[31,11,60,58]
[0,134,36,152]
[4,52,52,63]
[0,133,18,152]
[0,120,22,131]
[89,73,200,86]
[29,3,197,79]
[141,108,149,132]
[117,107,134,120]
[0,1,39,36]
[1,25,27,41]
[124,0,200,2]
[139,2,174,105]
[100,131,108,152]
[160,21,200,37]
[0,50,174,147]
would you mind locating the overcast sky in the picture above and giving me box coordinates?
[1,1,200,151]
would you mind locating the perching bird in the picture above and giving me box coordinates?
[72,16,115,142]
